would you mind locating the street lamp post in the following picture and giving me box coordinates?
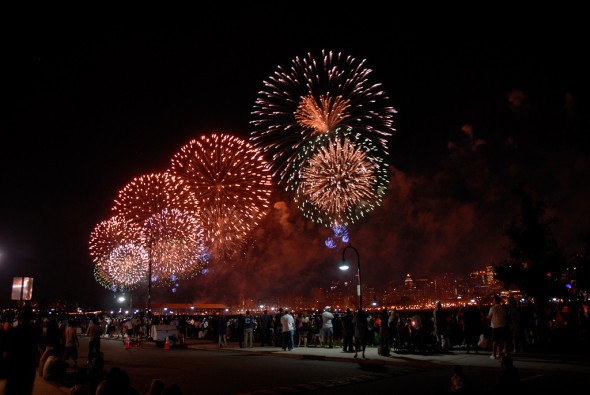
[341,243,362,311]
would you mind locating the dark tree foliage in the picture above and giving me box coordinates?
[495,185,567,306]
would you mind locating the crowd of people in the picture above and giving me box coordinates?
[1,296,587,394]
[0,304,185,395]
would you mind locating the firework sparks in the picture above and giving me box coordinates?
[94,243,148,291]
[291,128,389,227]
[168,133,273,262]
[110,173,202,287]
[142,208,206,284]
[112,172,198,225]
[88,216,142,263]
[251,49,395,185]
[89,216,146,290]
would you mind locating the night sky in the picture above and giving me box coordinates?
[2,7,589,309]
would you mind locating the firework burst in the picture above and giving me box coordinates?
[110,173,203,287]
[168,133,273,262]
[112,172,198,225]
[291,128,389,227]
[89,216,141,263]
[94,243,148,291]
[251,49,395,185]
[141,208,206,284]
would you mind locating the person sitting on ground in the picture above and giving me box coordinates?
[493,355,521,392]
[450,364,467,393]
[42,347,67,382]
[70,367,91,395]
[38,346,54,377]
[145,378,166,395]
[87,352,105,395]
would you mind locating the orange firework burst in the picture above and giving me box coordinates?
[112,172,198,224]
[141,208,206,284]
[290,127,389,227]
[89,215,141,263]
[110,173,204,286]
[168,133,273,262]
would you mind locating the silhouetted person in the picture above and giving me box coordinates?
[87,317,103,364]
[236,314,245,348]
[434,301,450,352]
[379,308,391,356]
[341,308,354,352]
[493,355,521,393]
[87,352,105,395]
[464,305,482,354]
[352,309,368,358]
[4,305,42,395]
[96,367,140,395]
[145,378,166,395]
[70,367,92,395]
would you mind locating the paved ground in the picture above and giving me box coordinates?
[183,338,590,374]
[4,335,588,395]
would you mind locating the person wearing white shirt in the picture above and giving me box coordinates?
[280,310,295,351]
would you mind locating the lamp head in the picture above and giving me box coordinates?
[339,263,350,271]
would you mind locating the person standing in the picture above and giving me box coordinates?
[411,313,425,353]
[463,305,482,354]
[507,296,523,353]
[87,317,103,365]
[434,301,450,352]
[321,306,334,348]
[243,310,254,348]
[236,314,245,348]
[259,310,272,347]
[488,295,508,360]
[352,308,368,359]
[3,305,42,395]
[341,308,354,352]
[64,320,80,368]
[378,309,391,356]
[297,312,310,348]
[274,308,284,348]
[280,309,295,351]
[217,315,227,347]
